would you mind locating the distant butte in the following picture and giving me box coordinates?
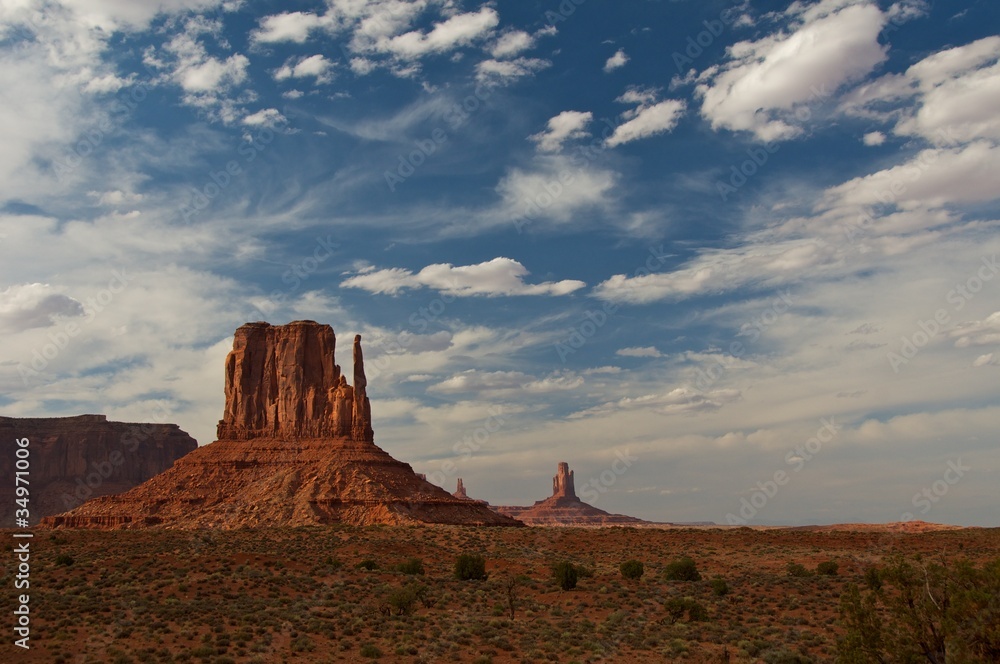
[43,321,520,529]
[494,462,649,526]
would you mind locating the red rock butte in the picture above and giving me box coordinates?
[42,321,520,529]
[494,462,648,526]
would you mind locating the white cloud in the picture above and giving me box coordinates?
[603,48,629,72]
[252,11,329,43]
[572,387,742,419]
[496,155,616,224]
[380,7,498,59]
[697,1,887,141]
[529,110,592,153]
[594,239,832,303]
[490,30,534,58]
[275,54,334,83]
[973,353,998,367]
[242,108,286,127]
[616,346,663,358]
[341,257,585,297]
[862,131,885,146]
[475,57,550,85]
[350,57,377,75]
[616,86,659,106]
[950,312,1000,349]
[0,283,84,332]
[822,141,1000,210]
[430,369,583,395]
[606,100,685,147]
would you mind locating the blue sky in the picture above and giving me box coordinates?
[2,0,999,525]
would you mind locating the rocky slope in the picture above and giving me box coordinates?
[0,414,196,526]
[495,462,648,526]
[43,321,520,529]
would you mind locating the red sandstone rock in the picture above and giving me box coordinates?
[495,462,648,527]
[0,414,196,526]
[43,321,520,529]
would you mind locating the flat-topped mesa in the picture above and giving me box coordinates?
[552,461,575,499]
[216,321,373,442]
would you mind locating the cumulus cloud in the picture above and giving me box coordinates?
[697,1,888,141]
[252,11,330,43]
[603,48,629,72]
[0,283,84,332]
[496,155,616,224]
[430,369,583,395]
[529,111,592,153]
[616,346,663,358]
[973,353,999,367]
[605,100,685,147]
[950,312,1000,348]
[380,7,498,59]
[275,54,334,83]
[340,257,585,297]
[490,30,534,58]
[475,57,550,85]
[822,141,1000,210]
[242,108,286,127]
[862,131,886,146]
[594,239,828,303]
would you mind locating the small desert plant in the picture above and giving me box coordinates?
[787,562,811,578]
[816,560,838,576]
[710,577,729,596]
[395,557,424,575]
[454,553,487,581]
[663,557,701,581]
[387,582,426,615]
[664,597,708,622]
[553,562,578,591]
[620,560,644,580]
[356,559,379,571]
[359,643,382,659]
[863,566,881,591]
[55,554,75,566]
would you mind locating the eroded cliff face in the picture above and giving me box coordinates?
[0,414,196,525]
[43,321,521,529]
[216,321,373,442]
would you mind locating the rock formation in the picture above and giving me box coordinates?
[0,415,196,526]
[454,478,469,499]
[43,321,520,529]
[494,462,648,527]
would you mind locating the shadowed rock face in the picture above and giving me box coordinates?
[43,321,521,529]
[0,415,196,526]
[495,462,648,527]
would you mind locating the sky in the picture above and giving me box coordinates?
[1,0,999,526]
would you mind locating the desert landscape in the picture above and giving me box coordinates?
[3,1,1000,662]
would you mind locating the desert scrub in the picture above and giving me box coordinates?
[620,560,644,580]
[663,557,701,582]
[454,554,488,581]
[552,562,578,591]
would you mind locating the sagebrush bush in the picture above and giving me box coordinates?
[553,562,578,590]
[663,557,701,581]
[396,558,424,575]
[454,554,487,581]
[620,560,644,580]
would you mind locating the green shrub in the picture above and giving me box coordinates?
[710,577,729,596]
[359,643,382,659]
[454,554,487,581]
[553,562,578,590]
[387,582,427,615]
[816,561,838,576]
[663,557,701,581]
[863,566,881,591]
[55,554,74,566]
[620,560,644,580]
[787,562,811,578]
[356,559,378,571]
[664,597,708,622]
[396,557,424,575]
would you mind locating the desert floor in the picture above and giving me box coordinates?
[2,524,998,663]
